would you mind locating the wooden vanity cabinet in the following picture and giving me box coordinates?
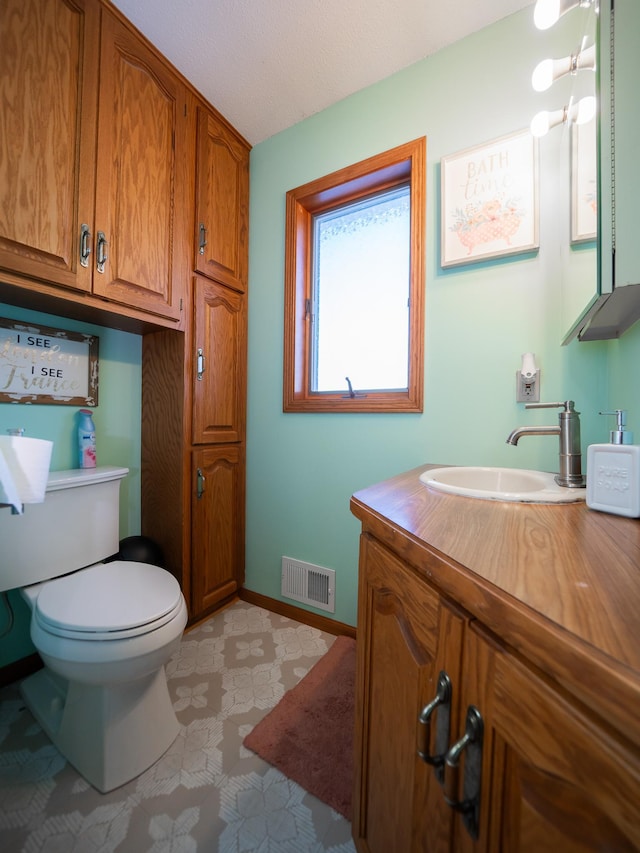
[0,0,189,326]
[353,486,640,852]
[194,107,249,293]
[354,534,462,852]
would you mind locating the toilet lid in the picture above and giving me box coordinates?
[35,561,184,638]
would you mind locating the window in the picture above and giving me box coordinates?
[283,138,426,413]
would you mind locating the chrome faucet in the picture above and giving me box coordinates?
[506,400,586,488]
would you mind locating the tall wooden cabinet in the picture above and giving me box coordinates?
[0,0,189,327]
[0,0,250,624]
[352,468,640,852]
[142,103,250,622]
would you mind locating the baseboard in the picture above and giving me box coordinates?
[0,652,43,689]
[239,588,356,639]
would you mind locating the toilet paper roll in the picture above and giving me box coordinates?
[0,435,53,514]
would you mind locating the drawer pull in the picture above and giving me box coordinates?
[199,222,207,255]
[444,705,483,840]
[96,231,108,273]
[196,348,205,380]
[79,223,91,267]
[197,467,206,499]
[418,670,452,779]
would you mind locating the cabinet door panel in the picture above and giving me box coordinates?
[93,11,186,319]
[195,108,249,292]
[490,642,640,852]
[354,535,464,853]
[0,0,98,290]
[191,445,244,615]
[192,277,247,444]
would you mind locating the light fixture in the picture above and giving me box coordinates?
[530,95,596,137]
[533,0,595,30]
[531,42,596,91]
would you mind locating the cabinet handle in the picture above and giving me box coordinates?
[196,347,205,380]
[444,705,484,840]
[79,224,91,268]
[96,231,108,273]
[418,670,452,779]
[197,467,206,499]
[198,222,207,255]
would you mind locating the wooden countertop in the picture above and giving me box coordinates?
[351,463,640,750]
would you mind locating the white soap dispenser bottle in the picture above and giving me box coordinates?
[586,410,640,517]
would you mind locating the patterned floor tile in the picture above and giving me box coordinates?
[0,601,355,852]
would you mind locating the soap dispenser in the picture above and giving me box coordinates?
[586,410,640,517]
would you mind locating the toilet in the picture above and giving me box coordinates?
[0,465,188,792]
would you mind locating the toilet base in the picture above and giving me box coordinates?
[21,664,180,792]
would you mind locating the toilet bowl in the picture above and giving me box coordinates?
[0,466,188,793]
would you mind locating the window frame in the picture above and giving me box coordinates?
[283,137,426,413]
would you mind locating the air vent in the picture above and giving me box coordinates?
[281,556,336,613]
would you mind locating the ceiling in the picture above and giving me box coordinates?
[110,0,533,146]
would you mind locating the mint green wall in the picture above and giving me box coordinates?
[0,303,142,666]
[245,7,621,627]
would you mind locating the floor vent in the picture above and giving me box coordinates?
[281,556,336,613]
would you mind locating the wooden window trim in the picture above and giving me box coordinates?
[283,138,426,413]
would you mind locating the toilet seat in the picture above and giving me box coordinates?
[34,561,184,641]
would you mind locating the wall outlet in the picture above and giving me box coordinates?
[516,370,540,402]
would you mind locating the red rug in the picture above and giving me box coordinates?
[243,635,356,820]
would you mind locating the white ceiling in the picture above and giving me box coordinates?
[111,0,533,146]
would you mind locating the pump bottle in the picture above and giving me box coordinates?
[586,410,640,517]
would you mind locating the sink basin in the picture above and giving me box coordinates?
[419,466,586,503]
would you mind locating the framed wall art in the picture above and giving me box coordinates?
[0,318,99,406]
[571,116,597,243]
[441,129,539,267]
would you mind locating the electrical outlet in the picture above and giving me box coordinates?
[516,370,540,402]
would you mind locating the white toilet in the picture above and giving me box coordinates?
[0,465,188,792]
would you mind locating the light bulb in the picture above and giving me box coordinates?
[534,0,561,29]
[575,95,596,124]
[531,111,551,137]
[532,59,554,92]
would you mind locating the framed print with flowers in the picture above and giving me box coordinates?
[441,129,539,267]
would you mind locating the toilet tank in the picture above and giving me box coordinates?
[0,466,129,593]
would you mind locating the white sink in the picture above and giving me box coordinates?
[419,466,586,503]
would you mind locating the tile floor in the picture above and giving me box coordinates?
[0,600,356,852]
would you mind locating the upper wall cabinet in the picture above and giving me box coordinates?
[0,0,100,292]
[0,0,190,324]
[195,107,250,292]
[93,10,189,320]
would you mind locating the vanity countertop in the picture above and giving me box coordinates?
[351,463,640,750]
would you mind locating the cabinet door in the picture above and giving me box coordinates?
[191,445,245,616]
[354,534,465,853]
[452,624,640,852]
[195,107,249,292]
[192,277,247,444]
[0,0,99,291]
[93,10,188,320]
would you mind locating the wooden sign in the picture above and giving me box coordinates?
[0,318,98,406]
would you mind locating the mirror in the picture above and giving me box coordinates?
[560,0,640,342]
[550,3,599,343]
